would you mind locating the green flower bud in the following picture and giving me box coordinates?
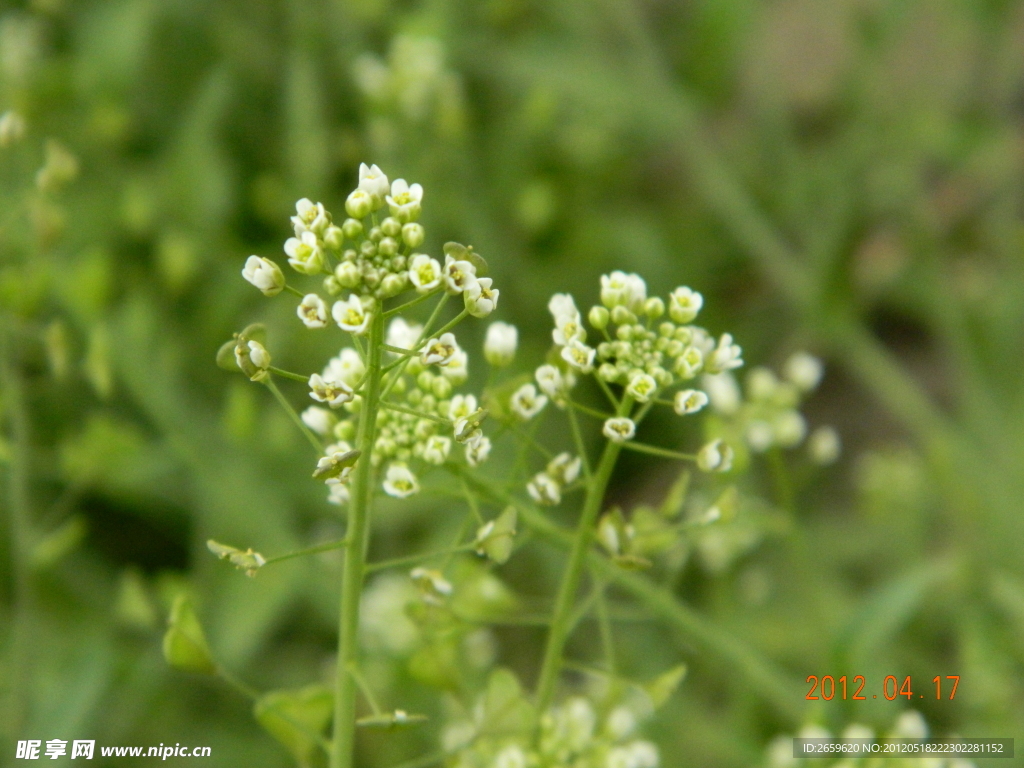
[360,240,377,257]
[345,189,373,219]
[417,371,434,391]
[380,273,405,298]
[588,305,610,330]
[368,226,383,243]
[335,261,361,288]
[402,222,425,248]
[611,305,635,325]
[342,218,363,240]
[644,297,665,318]
[323,225,343,251]
[334,420,355,441]
[323,275,342,296]
[381,216,402,237]
[432,376,453,399]
[378,236,398,257]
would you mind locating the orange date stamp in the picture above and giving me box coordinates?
[805,675,959,701]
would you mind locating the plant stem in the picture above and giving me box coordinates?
[364,543,477,574]
[268,366,310,383]
[331,305,384,768]
[0,321,32,742]
[264,379,323,454]
[383,287,441,318]
[620,442,695,462]
[534,398,630,715]
[262,537,348,566]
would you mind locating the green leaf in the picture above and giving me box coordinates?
[162,595,215,674]
[478,668,535,737]
[644,663,688,708]
[254,685,332,768]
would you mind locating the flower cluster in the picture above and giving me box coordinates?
[527,453,583,506]
[237,163,498,505]
[445,689,659,768]
[703,351,840,465]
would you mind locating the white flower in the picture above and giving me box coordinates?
[383,462,419,498]
[673,345,704,379]
[705,333,743,374]
[448,394,478,422]
[386,317,423,352]
[673,389,708,415]
[465,434,491,466]
[493,745,527,768]
[324,348,365,388]
[464,277,499,317]
[783,351,823,392]
[291,198,330,236]
[552,311,586,346]
[442,255,478,294]
[561,339,595,374]
[625,372,657,403]
[668,286,703,324]
[536,368,569,403]
[606,707,636,740]
[697,439,734,472]
[527,472,562,505]
[603,417,636,443]
[600,271,646,311]
[607,741,660,768]
[484,322,518,367]
[547,453,582,485]
[410,567,452,603]
[408,254,442,293]
[308,373,354,408]
[745,420,775,452]
[548,293,579,320]
[358,162,390,199]
[441,348,468,384]
[301,406,335,435]
[773,410,807,448]
[236,340,271,379]
[284,231,326,275]
[385,178,423,221]
[510,383,548,420]
[702,372,741,415]
[746,367,780,402]
[327,483,350,505]
[297,294,329,328]
[332,295,371,335]
[624,273,647,311]
[807,426,841,465]
[241,256,285,296]
[421,332,458,366]
[422,435,451,465]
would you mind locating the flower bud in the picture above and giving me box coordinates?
[644,297,665,318]
[345,189,373,219]
[342,218,363,240]
[475,506,517,564]
[381,216,402,237]
[380,273,406,298]
[242,256,286,296]
[588,305,610,330]
[808,426,841,465]
[235,340,271,382]
[484,322,518,367]
[611,305,635,325]
[378,236,398,257]
[334,261,361,289]
[402,222,425,248]
[324,225,344,250]
[697,439,733,472]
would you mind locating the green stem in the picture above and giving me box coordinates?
[268,366,310,383]
[331,305,385,768]
[620,442,695,462]
[565,398,593,479]
[381,294,448,379]
[380,401,447,424]
[262,537,348,566]
[264,379,323,454]
[534,398,630,715]
[567,399,614,422]
[1,321,32,742]
[596,377,621,410]
[383,288,441,318]
[364,543,477,574]
[284,284,305,298]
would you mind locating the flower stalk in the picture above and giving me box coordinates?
[331,305,384,768]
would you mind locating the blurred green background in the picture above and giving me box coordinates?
[3,0,1024,765]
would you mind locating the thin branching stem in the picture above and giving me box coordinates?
[364,543,477,574]
[262,537,348,566]
[621,442,695,462]
[264,378,323,454]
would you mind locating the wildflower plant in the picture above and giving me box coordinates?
[184,164,837,768]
